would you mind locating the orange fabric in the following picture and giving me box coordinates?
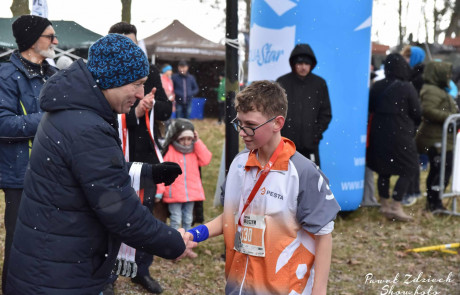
[245,137,296,172]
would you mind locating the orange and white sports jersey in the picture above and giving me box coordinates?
[222,138,340,295]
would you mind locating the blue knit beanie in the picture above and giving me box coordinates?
[87,34,149,89]
[409,46,425,68]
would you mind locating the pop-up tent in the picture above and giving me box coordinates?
[142,19,225,61]
[142,20,225,119]
[0,17,102,60]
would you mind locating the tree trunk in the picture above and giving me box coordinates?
[121,0,132,23]
[10,0,30,16]
[398,0,404,46]
[446,0,460,38]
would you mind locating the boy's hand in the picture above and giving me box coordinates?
[175,228,198,260]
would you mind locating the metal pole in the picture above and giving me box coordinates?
[225,0,240,173]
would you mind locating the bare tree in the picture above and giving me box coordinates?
[121,0,132,23]
[445,0,460,37]
[398,0,404,45]
[11,0,30,16]
[432,0,451,43]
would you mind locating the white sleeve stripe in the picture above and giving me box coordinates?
[314,221,334,235]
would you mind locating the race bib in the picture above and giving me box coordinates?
[234,214,266,257]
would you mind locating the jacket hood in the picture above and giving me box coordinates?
[409,46,425,67]
[383,53,411,81]
[162,118,195,154]
[423,61,452,89]
[289,43,317,71]
[40,59,115,123]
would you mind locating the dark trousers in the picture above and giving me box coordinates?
[2,188,23,293]
[297,146,321,167]
[176,101,192,119]
[135,186,156,276]
[406,159,421,195]
[426,147,452,207]
[377,174,413,202]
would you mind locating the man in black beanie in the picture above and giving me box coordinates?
[276,44,332,168]
[0,14,58,293]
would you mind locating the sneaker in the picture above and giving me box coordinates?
[402,195,417,207]
[426,202,447,214]
[131,275,163,294]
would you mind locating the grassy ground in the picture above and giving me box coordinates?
[1,118,459,294]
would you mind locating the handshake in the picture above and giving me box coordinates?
[151,161,182,186]
[176,228,198,259]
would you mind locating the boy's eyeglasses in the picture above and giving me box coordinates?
[40,34,58,42]
[231,116,276,136]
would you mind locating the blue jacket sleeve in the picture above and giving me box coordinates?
[190,75,199,97]
[0,78,43,142]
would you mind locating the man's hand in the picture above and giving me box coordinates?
[175,228,198,260]
[151,162,182,185]
[135,88,157,118]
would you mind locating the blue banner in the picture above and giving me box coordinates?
[248,0,373,211]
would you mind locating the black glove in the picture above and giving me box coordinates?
[152,162,182,185]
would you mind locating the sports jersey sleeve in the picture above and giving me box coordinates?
[294,154,341,234]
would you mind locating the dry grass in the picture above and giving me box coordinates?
[1,118,459,294]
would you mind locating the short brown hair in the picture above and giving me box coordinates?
[108,22,137,36]
[235,80,287,118]
[400,45,411,59]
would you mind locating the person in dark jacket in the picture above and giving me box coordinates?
[5,34,196,295]
[367,53,422,221]
[276,43,332,167]
[416,61,459,213]
[0,15,58,293]
[172,60,199,118]
[107,21,173,294]
[400,45,426,206]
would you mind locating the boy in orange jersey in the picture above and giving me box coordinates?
[186,80,341,295]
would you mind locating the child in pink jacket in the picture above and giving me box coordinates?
[156,119,212,232]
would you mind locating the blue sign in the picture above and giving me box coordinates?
[248,0,373,211]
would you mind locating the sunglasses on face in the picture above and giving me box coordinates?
[40,34,58,42]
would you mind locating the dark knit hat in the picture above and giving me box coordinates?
[87,34,149,90]
[294,55,313,65]
[178,59,188,66]
[12,15,52,52]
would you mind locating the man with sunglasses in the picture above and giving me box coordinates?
[0,15,58,293]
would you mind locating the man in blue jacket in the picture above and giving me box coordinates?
[172,60,199,118]
[5,34,196,295]
[0,15,58,293]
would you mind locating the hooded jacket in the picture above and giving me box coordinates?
[6,59,185,295]
[416,61,459,152]
[0,50,56,188]
[367,53,422,175]
[276,44,332,152]
[409,47,426,94]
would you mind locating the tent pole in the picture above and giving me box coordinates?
[225,0,240,174]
